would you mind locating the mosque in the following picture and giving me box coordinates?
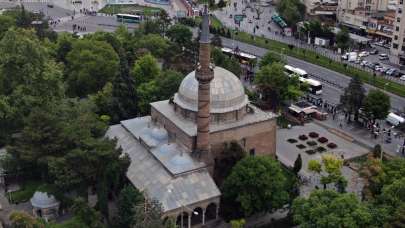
[106,7,277,228]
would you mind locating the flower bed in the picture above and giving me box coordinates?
[327,142,337,149]
[309,132,319,138]
[318,137,329,144]
[299,135,308,141]
[296,144,306,149]
[287,138,298,144]
[306,141,318,146]
[305,149,316,155]
[316,146,326,153]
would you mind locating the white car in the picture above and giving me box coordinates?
[359,51,369,57]
[360,60,368,66]
[400,75,405,81]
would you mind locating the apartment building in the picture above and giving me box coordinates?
[337,0,389,33]
[303,0,338,23]
[390,0,405,64]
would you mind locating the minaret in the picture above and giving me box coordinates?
[195,5,213,162]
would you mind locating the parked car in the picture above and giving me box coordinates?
[379,53,389,60]
[386,68,397,76]
[348,52,358,62]
[359,51,369,57]
[360,60,368,66]
[400,75,405,81]
[341,53,348,60]
[379,66,388,73]
[370,49,379,55]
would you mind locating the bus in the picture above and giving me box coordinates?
[271,14,287,29]
[116,14,142,23]
[283,65,322,95]
[221,47,257,64]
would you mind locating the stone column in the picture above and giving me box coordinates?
[215,204,219,219]
[202,208,206,225]
[188,213,191,228]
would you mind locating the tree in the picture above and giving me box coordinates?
[0,15,15,39]
[253,5,264,20]
[340,76,365,122]
[65,39,119,97]
[135,34,169,58]
[9,211,43,228]
[137,80,160,115]
[115,185,144,228]
[212,48,242,76]
[259,52,285,67]
[277,0,306,29]
[141,20,164,35]
[293,154,302,174]
[211,33,222,47]
[166,24,193,48]
[214,141,246,185]
[222,156,289,217]
[158,10,171,35]
[336,27,351,52]
[133,198,167,228]
[230,219,246,228]
[54,32,74,64]
[292,190,373,228]
[363,90,390,122]
[308,154,347,192]
[132,53,161,87]
[254,63,305,110]
[72,198,105,228]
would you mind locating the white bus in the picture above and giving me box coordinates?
[116,14,142,23]
[284,65,322,95]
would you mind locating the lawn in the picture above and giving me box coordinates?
[99,4,163,16]
[7,181,55,204]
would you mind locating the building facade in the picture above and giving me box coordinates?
[390,0,405,64]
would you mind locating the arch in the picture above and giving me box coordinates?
[176,212,189,228]
[191,207,203,225]
[205,202,217,221]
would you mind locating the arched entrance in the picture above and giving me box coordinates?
[191,207,203,225]
[205,203,217,222]
[176,212,189,228]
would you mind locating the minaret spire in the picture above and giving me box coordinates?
[195,5,213,162]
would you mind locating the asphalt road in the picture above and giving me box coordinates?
[221,37,405,112]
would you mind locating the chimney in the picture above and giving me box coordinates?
[195,5,213,161]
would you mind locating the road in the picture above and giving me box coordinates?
[221,37,405,112]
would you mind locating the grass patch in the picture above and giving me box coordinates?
[99,4,163,16]
[194,15,223,29]
[231,30,405,97]
[7,181,57,204]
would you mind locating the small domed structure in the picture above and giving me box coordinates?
[30,191,60,222]
[173,67,249,123]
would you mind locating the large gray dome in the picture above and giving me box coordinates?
[173,66,248,113]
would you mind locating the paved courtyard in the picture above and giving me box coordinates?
[276,122,368,197]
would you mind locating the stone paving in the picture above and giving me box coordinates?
[276,122,368,198]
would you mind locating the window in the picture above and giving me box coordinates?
[399,9,402,14]
[249,148,255,156]
[400,0,403,4]
[395,35,398,40]
[398,17,401,22]
[396,26,400,31]
[402,45,405,51]
[393,43,398,49]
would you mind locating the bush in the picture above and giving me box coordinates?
[298,135,308,141]
[309,132,319,138]
[316,146,326,152]
[318,137,329,143]
[287,138,298,143]
[327,143,337,149]
[305,150,316,155]
[296,144,306,149]
[306,141,317,146]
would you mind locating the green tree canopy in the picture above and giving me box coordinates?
[254,63,305,109]
[132,53,161,86]
[292,190,373,228]
[0,14,15,39]
[336,27,351,51]
[212,48,242,76]
[340,75,366,122]
[222,156,289,217]
[277,0,306,28]
[65,39,119,97]
[166,24,193,48]
[135,34,169,58]
[115,185,144,228]
[363,89,390,121]
[259,51,285,67]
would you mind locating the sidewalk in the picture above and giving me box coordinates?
[314,113,404,157]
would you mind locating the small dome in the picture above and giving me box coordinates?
[30,192,59,209]
[170,154,192,166]
[158,143,176,155]
[173,67,248,113]
[150,128,168,141]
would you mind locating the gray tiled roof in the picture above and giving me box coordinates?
[106,122,220,213]
[173,66,249,113]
